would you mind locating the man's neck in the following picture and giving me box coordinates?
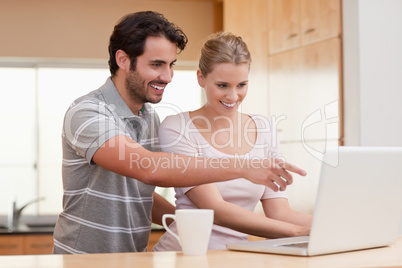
[111,75,143,116]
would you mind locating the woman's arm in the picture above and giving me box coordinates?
[185,184,311,238]
[261,198,313,227]
[152,192,175,226]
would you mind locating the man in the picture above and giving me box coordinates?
[53,11,305,254]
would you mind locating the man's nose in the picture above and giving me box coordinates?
[160,66,173,83]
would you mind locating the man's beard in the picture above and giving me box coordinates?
[125,70,162,104]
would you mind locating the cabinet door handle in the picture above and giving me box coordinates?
[286,33,298,39]
[0,244,19,249]
[31,243,53,249]
[303,28,316,34]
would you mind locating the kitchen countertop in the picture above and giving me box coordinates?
[0,215,164,235]
[1,236,402,268]
[0,224,55,235]
[0,215,57,235]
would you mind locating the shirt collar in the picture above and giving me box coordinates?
[99,77,146,118]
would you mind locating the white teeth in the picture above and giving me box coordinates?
[150,84,165,91]
[221,101,237,108]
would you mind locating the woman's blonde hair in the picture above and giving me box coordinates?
[198,31,252,77]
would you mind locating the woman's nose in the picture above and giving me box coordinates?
[226,88,237,101]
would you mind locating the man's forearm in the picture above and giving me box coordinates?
[93,135,305,190]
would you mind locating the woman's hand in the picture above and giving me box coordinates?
[292,225,311,237]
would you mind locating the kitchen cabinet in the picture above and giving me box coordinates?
[24,234,54,255]
[0,231,165,255]
[0,231,163,255]
[269,38,341,142]
[0,235,24,255]
[0,234,53,255]
[269,0,341,54]
[300,0,341,45]
[147,230,165,252]
[269,0,300,53]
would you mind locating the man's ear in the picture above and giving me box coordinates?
[196,69,205,88]
[115,50,131,71]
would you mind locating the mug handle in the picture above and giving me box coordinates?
[162,214,181,245]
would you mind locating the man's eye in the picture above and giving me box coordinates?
[152,64,161,67]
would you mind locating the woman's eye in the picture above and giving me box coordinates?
[217,84,227,88]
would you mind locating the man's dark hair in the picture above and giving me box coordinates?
[108,11,188,76]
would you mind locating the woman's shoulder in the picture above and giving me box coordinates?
[248,114,281,140]
[160,112,190,127]
[162,112,189,124]
[248,114,272,128]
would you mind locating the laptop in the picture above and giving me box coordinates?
[227,146,402,256]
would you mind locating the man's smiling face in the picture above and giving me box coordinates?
[125,36,177,104]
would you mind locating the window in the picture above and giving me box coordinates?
[0,63,201,215]
[0,67,37,214]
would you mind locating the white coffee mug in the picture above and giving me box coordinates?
[162,209,214,255]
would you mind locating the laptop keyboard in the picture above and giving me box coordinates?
[279,242,309,248]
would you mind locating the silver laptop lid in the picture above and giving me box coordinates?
[308,146,402,255]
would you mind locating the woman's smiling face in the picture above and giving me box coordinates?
[198,62,249,116]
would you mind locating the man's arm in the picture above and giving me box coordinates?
[92,135,306,189]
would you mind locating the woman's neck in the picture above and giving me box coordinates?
[193,105,241,130]
[189,105,257,156]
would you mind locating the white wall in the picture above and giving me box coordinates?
[343,0,402,146]
[343,0,402,232]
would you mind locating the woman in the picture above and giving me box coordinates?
[153,32,312,251]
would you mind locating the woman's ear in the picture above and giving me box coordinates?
[197,69,205,87]
[115,50,131,71]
